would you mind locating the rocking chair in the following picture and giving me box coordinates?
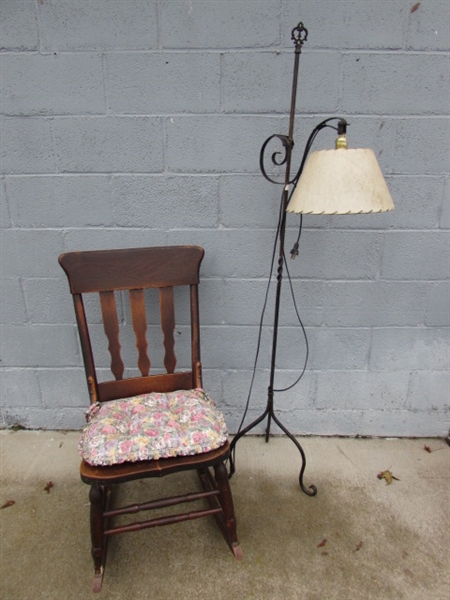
[59,245,242,592]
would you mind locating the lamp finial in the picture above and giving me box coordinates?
[291,22,308,49]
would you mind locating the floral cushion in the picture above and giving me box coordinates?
[78,388,228,466]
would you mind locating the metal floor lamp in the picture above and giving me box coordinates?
[228,22,394,494]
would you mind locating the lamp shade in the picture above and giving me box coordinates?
[287,148,395,214]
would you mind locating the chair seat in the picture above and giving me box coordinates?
[80,442,231,485]
[79,388,228,466]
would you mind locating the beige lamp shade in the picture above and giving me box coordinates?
[287,148,395,215]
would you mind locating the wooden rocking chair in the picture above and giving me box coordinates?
[59,245,242,592]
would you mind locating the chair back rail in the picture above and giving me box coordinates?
[60,246,203,293]
[129,289,151,376]
[99,290,125,381]
[159,287,176,374]
[190,285,202,369]
[97,372,195,402]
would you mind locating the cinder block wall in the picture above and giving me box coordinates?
[1,0,449,436]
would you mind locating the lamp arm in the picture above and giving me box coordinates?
[290,117,348,187]
[259,117,348,189]
[259,134,293,185]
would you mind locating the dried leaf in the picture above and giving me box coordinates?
[377,470,400,485]
[1,500,15,509]
[423,445,445,453]
[411,2,421,13]
[44,481,54,494]
[317,538,327,548]
[354,541,363,552]
[10,423,25,431]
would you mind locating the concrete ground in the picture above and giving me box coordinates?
[0,432,449,600]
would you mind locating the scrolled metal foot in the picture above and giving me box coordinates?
[271,412,317,496]
[299,477,317,497]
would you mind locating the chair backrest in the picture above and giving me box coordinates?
[59,246,205,404]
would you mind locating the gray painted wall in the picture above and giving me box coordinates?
[1,0,449,436]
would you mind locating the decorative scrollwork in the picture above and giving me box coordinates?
[259,134,294,185]
[291,22,308,48]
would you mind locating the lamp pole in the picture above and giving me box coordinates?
[267,24,305,440]
[229,23,317,497]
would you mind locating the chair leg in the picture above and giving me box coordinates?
[89,484,106,593]
[214,462,243,560]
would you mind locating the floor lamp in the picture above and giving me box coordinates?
[228,22,394,495]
